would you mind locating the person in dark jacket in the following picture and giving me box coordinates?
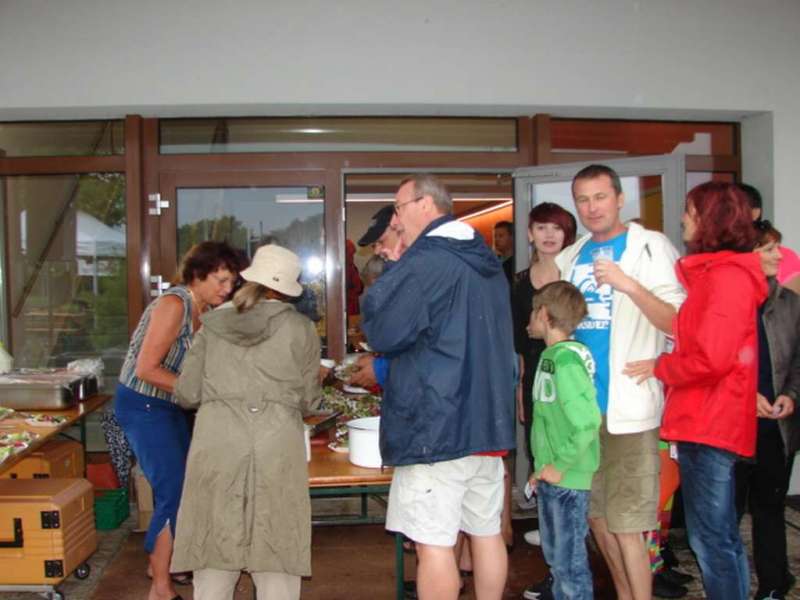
[735,222,799,600]
[362,174,515,600]
[493,220,514,285]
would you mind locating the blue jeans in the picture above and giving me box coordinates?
[678,442,749,600]
[114,383,191,554]
[537,481,593,600]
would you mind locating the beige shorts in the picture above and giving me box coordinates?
[385,455,504,547]
[589,421,660,534]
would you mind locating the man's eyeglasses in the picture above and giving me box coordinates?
[394,196,424,215]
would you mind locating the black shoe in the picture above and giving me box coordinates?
[660,542,680,569]
[522,573,554,600]
[755,590,784,600]
[659,567,694,586]
[781,572,796,595]
[653,572,688,599]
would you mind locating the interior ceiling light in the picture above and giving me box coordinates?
[457,200,513,221]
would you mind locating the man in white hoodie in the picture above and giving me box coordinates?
[556,164,685,600]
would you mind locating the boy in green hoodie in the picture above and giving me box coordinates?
[526,281,601,600]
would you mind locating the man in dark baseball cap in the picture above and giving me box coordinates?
[349,204,404,390]
[357,205,395,247]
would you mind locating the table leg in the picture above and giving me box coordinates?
[79,416,88,476]
[395,533,404,600]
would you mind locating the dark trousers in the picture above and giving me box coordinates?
[735,420,795,595]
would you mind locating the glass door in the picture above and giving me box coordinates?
[155,171,331,350]
[512,154,686,273]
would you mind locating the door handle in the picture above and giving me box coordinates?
[149,275,171,297]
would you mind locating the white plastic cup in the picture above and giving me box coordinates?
[591,246,614,294]
[591,246,614,263]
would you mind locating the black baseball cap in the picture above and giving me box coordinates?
[357,205,394,246]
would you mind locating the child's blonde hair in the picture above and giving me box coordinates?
[532,281,587,335]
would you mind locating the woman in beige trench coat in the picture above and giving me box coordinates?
[171,244,320,600]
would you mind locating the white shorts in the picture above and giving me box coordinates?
[385,454,504,547]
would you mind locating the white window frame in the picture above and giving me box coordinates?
[512,154,686,273]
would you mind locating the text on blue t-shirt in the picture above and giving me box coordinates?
[569,231,628,415]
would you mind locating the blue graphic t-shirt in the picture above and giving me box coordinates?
[570,231,628,414]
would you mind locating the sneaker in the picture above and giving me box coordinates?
[523,529,541,546]
[522,574,553,600]
[756,591,784,600]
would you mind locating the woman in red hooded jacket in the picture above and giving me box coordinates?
[625,182,767,600]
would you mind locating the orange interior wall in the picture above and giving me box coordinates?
[459,205,514,248]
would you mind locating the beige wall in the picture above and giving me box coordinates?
[2,2,798,249]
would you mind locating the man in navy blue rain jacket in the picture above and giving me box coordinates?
[362,174,515,600]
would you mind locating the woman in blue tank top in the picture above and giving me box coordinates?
[114,241,247,600]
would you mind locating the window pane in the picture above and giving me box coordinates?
[0,121,125,157]
[176,186,327,345]
[551,119,735,157]
[1,174,128,384]
[161,117,517,154]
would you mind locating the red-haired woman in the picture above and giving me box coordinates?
[514,203,578,471]
[512,203,577,598]
[625,182,767,600]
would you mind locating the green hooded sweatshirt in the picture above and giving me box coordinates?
[531,340,601,490]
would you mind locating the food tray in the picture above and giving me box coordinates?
[0,369,97,410]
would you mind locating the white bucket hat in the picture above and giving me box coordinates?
[240,244,303,297]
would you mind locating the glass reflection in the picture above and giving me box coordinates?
[176,186,326,342]
[1,174,128,379]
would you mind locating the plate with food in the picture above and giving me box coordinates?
[333,362,359,382]
[24,413,67,428]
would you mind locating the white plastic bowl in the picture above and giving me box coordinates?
[346,416,382,468]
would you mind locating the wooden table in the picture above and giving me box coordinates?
[308,445,406,600]
[0,394,111,476]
